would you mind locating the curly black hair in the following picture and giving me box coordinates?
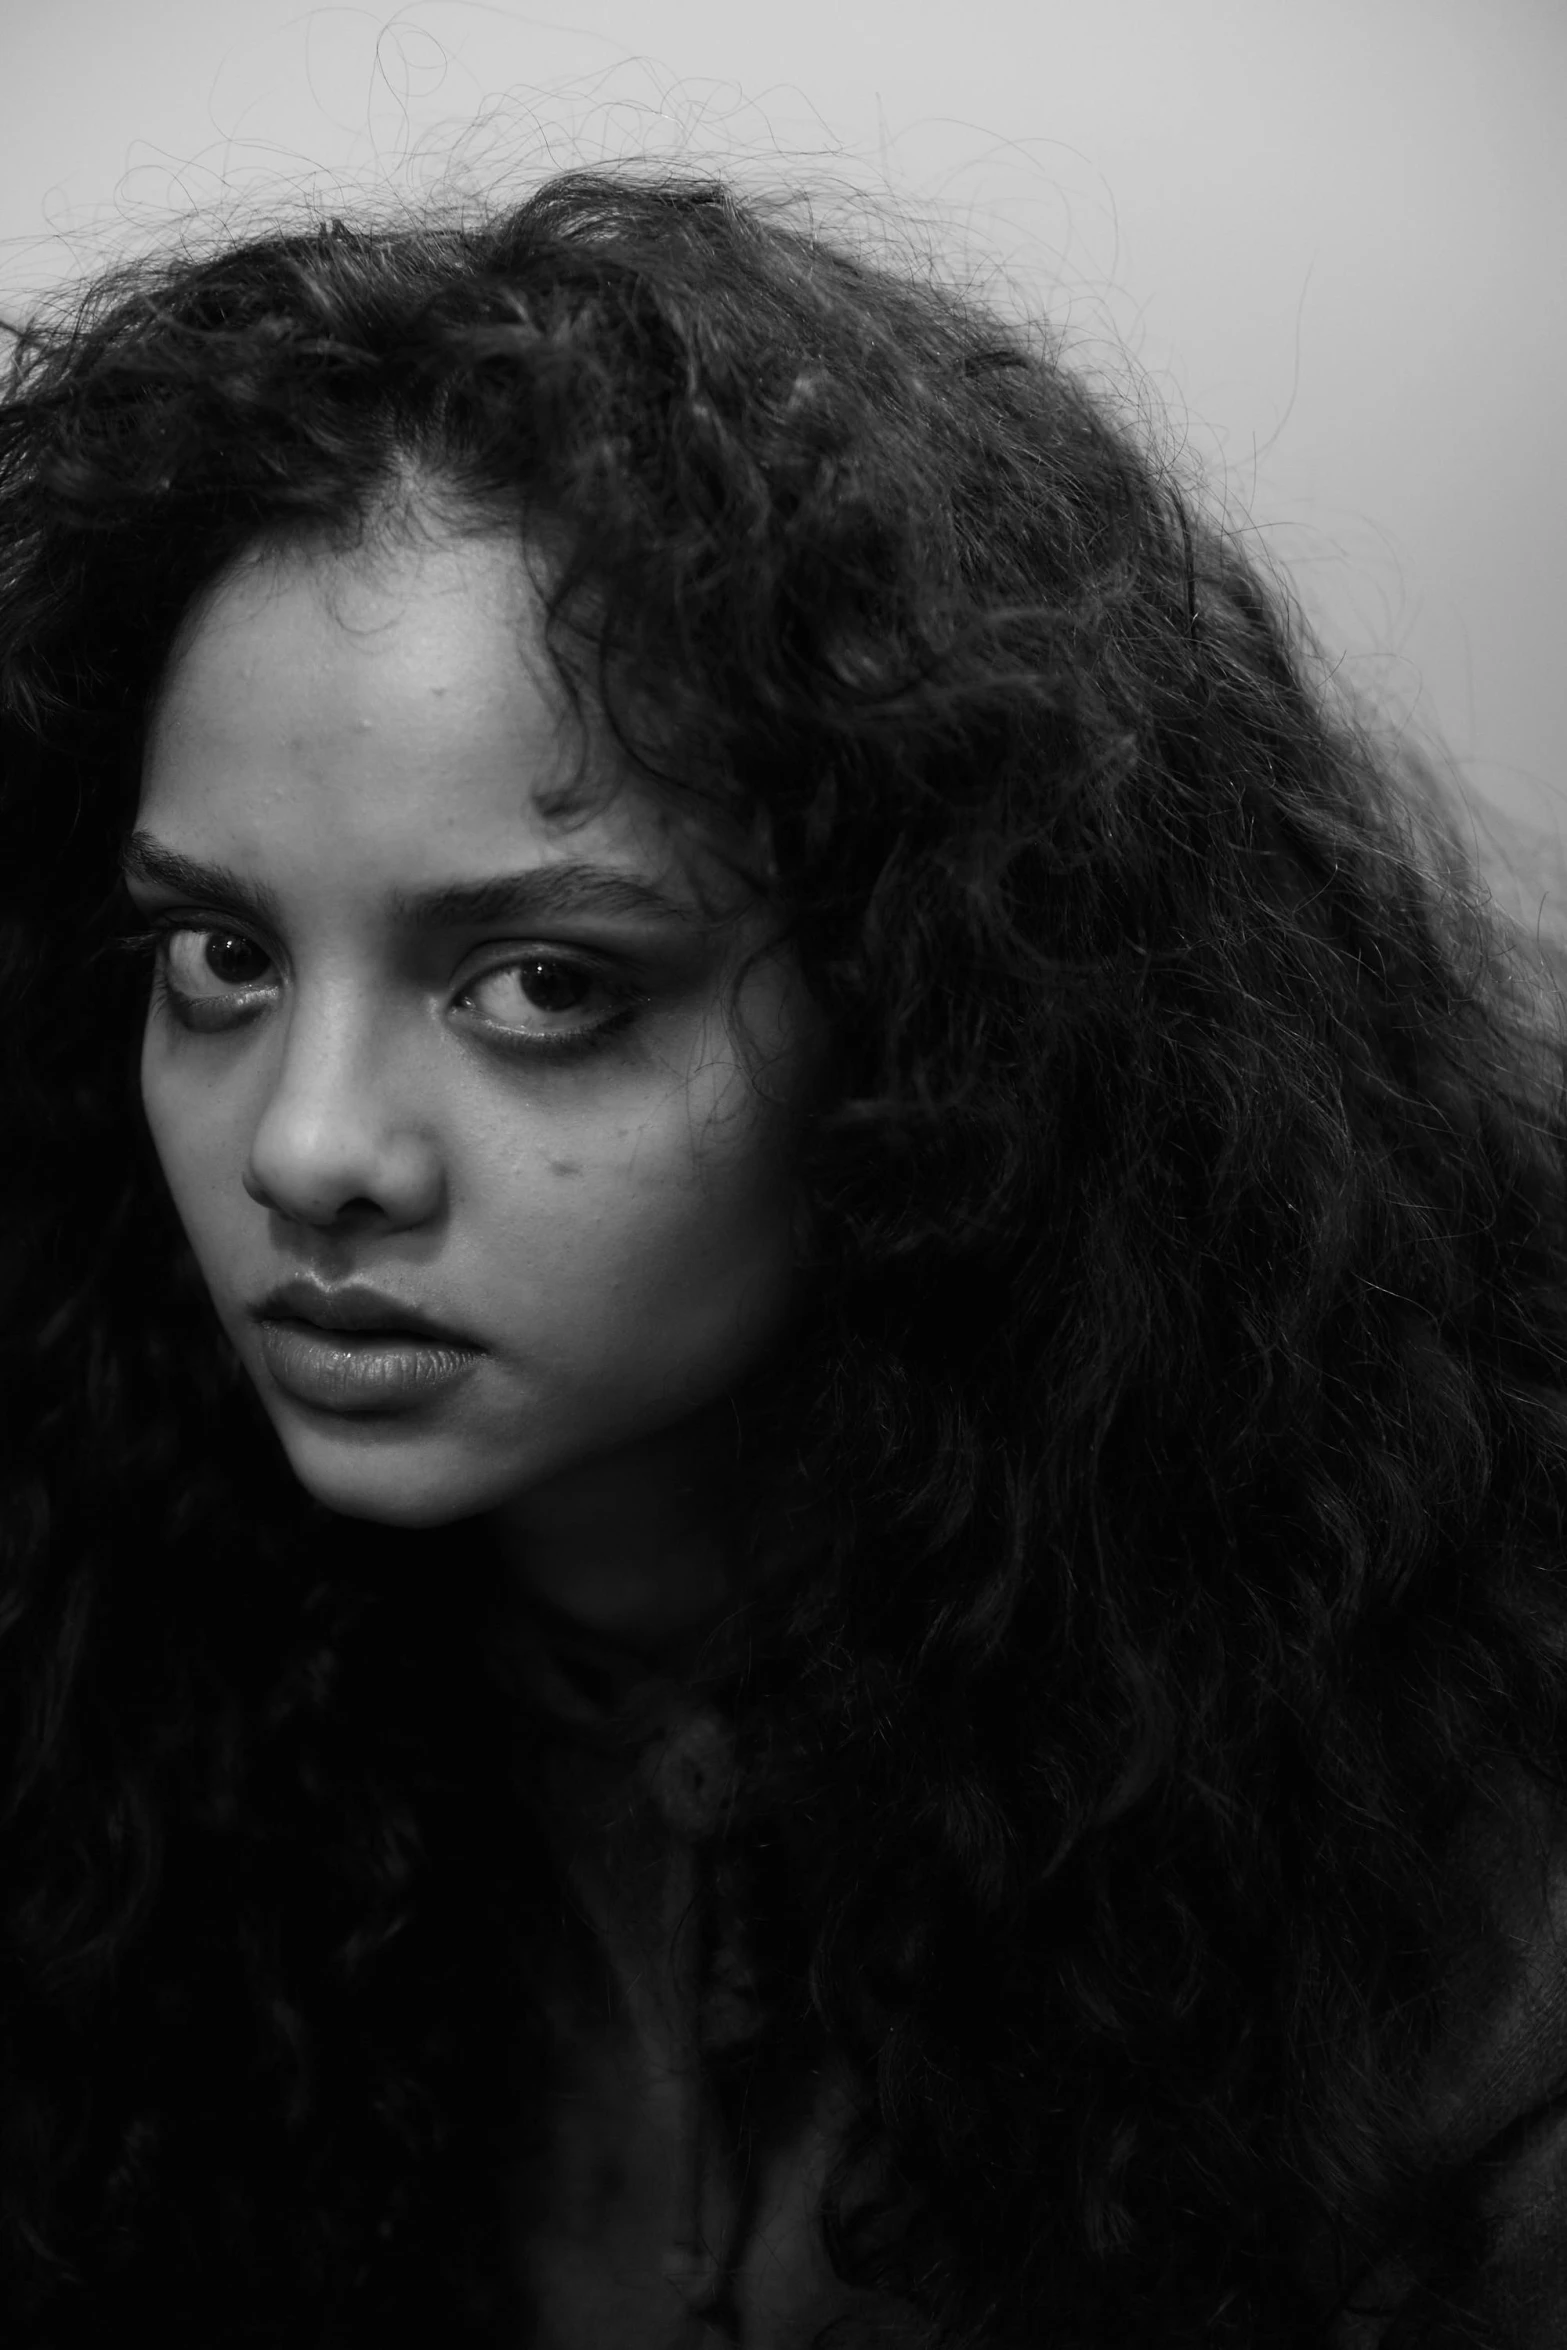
[3,166,1567,2348]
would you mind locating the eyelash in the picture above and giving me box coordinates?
[114,920,643,1064]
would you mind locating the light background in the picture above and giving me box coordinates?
[1,0,1562,906]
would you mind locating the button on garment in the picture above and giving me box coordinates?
[488,1609,924,2350]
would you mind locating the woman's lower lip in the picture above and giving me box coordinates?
[256,1319,482,1413]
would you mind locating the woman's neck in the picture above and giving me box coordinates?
[483,1405,743,1666]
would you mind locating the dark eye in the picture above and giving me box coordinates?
[203,931,271,985]
[464,956,600,1031]
[163,926,275,997]
[515,958,591,1013]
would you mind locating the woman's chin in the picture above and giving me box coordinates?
[271,1415,521,1530]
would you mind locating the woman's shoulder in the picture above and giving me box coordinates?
[1325,1766,1567,2345]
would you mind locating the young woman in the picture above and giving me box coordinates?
[3,166,1567,2350]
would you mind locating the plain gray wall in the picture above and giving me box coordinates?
[2,0,1562,911]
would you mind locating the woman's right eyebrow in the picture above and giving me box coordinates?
[120,835,283,930]
[118,832,697,932]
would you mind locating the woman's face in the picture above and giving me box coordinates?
[133,523,820,1537]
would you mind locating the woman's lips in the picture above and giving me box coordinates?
[256,1318,483,1414]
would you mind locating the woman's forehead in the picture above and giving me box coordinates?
[137,530,763,926]
[147,527,566,770]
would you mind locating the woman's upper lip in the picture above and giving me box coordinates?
[253,1278,479,1345]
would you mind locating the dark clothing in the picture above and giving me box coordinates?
[1323,1772,1567,2346]
[491,1614,1567,2348]
[488,1607,923,2348]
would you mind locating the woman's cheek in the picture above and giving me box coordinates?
[141,1065,215,1238]
[494,1106,790,1361]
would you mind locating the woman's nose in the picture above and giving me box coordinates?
[242,999,445,1231]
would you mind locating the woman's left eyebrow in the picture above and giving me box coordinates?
[119,833,697,931]
[395,866,697,929]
